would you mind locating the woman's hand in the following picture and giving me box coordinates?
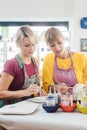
[58,83,68,94]
[38,89,47,96]
[48,83,68,94]
[23,84,41,97]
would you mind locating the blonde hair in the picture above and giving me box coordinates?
[16,25,39,47]
[45,27,65,45]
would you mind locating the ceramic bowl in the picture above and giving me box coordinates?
[42,104,59,113]
[60,103,77,112]
[77,104,87,114]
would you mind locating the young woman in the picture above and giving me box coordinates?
[0,25,44,105]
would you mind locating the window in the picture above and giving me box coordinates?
[0,21,69,72]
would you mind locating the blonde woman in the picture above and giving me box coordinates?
[0,25,44,105]
[42,27,87,94]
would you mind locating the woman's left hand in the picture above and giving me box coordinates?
[59,83,68,94]
[38,89,47,96]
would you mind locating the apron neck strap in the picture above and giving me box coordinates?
[15,54,24,69]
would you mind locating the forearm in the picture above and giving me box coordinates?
[0,90,29,99]
[43,70,54,93]
[0,84,41,99]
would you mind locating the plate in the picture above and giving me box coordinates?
[28,96,46,103]
[0,100,39,115]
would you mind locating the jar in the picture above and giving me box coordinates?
[61,94,73,106]
[46,96,56,106]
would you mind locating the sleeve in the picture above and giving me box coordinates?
[3,59,17,77]
[82,54,87,83]
[42,54,54,93]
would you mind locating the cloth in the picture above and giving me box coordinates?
[2,54,40,104]
[3,57,37,91]
[42,52,87,93]
[0,101,87,130]
[15,54,40,89]
[3,58,24,91]
[53,51,78,93]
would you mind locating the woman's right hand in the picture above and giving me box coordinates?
[23,84,41,97]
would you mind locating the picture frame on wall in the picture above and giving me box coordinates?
[80,38,87,51]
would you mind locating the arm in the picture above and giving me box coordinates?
[0,72,41,99]
[73,53,87,84]
[0,72,23,99]
[82,55,87,83]
[42,53,54,93]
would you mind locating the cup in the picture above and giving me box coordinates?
[46,96,56,106]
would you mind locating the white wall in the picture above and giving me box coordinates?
[0,0,87,54]
[0,0,73,17]
[72,0,87,54]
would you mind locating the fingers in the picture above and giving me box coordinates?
[32,87,41,94]
[27,84,41,95]
[39,89,47,96]
[60,86,68,94]
[60,83,66,86]
[29,84,47,96]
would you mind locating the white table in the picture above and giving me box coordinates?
[0,100,87,130]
